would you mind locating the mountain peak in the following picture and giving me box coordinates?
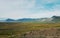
[6,18,15,21]
[52,16,60,18]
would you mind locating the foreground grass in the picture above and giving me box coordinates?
[0,22,60,38]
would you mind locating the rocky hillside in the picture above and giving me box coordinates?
[21,28,60,38]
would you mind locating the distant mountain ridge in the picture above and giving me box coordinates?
[0,16,60,23]
[17,18,35,22]
[6,18,15,22]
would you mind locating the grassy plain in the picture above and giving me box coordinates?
[0,22,60,38]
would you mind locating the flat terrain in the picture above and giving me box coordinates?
[0,22,60,38]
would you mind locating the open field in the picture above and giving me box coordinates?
[0,22,60,38]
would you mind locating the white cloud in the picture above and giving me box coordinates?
[28,10,60,18]
[0,0,35,18]
[0,0,60,18]
[0,0,35,9]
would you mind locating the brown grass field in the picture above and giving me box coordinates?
[0,22,60,38]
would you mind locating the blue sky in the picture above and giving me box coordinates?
[0,0,60,19]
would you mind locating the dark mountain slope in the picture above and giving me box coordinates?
[52,16,60,22]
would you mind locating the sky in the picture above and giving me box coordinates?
[0,0,60,19]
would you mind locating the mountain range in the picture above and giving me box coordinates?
[0,16,60,23]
